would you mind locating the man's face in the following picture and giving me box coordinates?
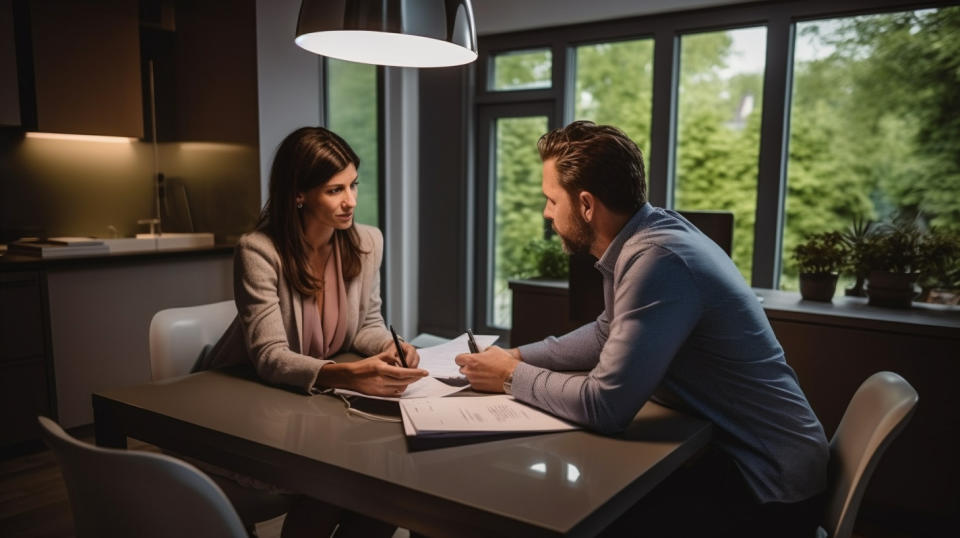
[542,159,594,255]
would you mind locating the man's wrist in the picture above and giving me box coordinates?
[502,371,514,395]
[502,360,520,394]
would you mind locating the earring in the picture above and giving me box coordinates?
[297,202,303,209]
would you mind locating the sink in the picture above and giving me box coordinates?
[102,233,215,253]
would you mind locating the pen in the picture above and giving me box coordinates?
[389,325,408,368]
[466,329,480,354]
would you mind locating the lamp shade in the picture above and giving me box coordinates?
[295,0,478,68]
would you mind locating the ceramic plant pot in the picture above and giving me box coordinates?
[799,273,839,302]
[866,270,919,309]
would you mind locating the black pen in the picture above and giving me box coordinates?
[466,329,480,354]
[389,325,408,368]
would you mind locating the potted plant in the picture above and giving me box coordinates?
[862,218,925,308]
[505,235,569,280]
[917,227,960,304]
[840,217,875,297]
[793,231,847,302]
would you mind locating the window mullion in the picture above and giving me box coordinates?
[751,14,793,289]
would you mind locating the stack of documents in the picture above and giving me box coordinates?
[7,237,108,258]
[334,332,500,402]
[400,395,578,438]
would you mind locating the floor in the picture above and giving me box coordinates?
[0,436,912,538]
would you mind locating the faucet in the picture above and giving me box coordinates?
[137,218,161,236]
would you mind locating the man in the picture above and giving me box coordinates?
[456,121,828,537]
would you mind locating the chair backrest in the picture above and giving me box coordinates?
[821,371,918,538]
[677,209,734,256]
[37,416,248,538]
[149,299,236,380]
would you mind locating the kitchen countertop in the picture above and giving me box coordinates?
[0,243,235,271]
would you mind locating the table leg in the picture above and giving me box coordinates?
[91,396,127,448]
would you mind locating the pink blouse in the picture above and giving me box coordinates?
[302,240,347,359]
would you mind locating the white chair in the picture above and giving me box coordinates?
[149,300,291,532]
[149,299,237,380]
[38,416,248,538]
[818,371,918,538]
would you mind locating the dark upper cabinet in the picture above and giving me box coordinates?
[142,0,258,145]
[1,0,20,126]
[16,0,144,137]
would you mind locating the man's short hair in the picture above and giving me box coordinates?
[537,121,647,215]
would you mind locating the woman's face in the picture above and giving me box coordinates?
[297,163,358,232]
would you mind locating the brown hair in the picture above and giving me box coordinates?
[537,120,647,215]
[258,127,367,296]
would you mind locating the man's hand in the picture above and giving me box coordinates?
[381,339,420,368]
[455,345,521,393]
[319,351,427,397]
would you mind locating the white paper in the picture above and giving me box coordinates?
[400,395,579,434]
[334,376,470,401]
[416,333,499,379]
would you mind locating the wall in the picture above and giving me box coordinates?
[255,0,323,206]
[0,130,259,243]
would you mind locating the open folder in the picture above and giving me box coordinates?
[400,395,579,440]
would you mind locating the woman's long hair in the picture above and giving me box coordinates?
[258,127,367,296]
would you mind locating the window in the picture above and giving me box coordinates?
[463,0,959,338]
[573,39,654,166]
[780,6,960,289]
[491,48,552,91]
[489,115,550,328]
[326,58,380,227]
[674,27,767,282]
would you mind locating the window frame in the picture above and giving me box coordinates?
[475,101,558,336]
[474,0,957,300]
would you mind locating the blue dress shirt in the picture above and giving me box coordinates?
[514,203,828,503]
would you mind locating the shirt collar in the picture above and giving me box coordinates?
[595,202,654,275]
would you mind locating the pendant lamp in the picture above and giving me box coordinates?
[295,0,478,68]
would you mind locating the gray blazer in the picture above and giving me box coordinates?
[206,224,392,393]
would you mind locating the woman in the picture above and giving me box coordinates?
[207,126,425,394]
[205,126,426,537]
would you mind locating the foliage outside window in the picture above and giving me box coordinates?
[781,7,960,290]
[574,39,654,173]
[491,116,549,328]
[674,27,767,283]
[491,49,552,91]
[327,59,379,227]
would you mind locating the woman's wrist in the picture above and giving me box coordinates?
[315,362,351,390]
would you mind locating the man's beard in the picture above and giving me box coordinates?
[555,212,595,255]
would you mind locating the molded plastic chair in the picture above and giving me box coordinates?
[149,299,237,380]
[149,300,290,531]
[38,416,248,538]
[818,371,918,538]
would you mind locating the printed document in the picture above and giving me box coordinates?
[333,333,498,401]
[400,395,579,435]
[417,333,499,379]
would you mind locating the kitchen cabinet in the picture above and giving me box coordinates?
[142,0,259,144]
[16,0,143,137]
[0,247,234,451]
[1,0,20,126]
[0,271,55,450]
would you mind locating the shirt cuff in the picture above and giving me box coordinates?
[509,361,544,404]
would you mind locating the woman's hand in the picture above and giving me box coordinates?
[320,351,427,397]
[380,339,421,369]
